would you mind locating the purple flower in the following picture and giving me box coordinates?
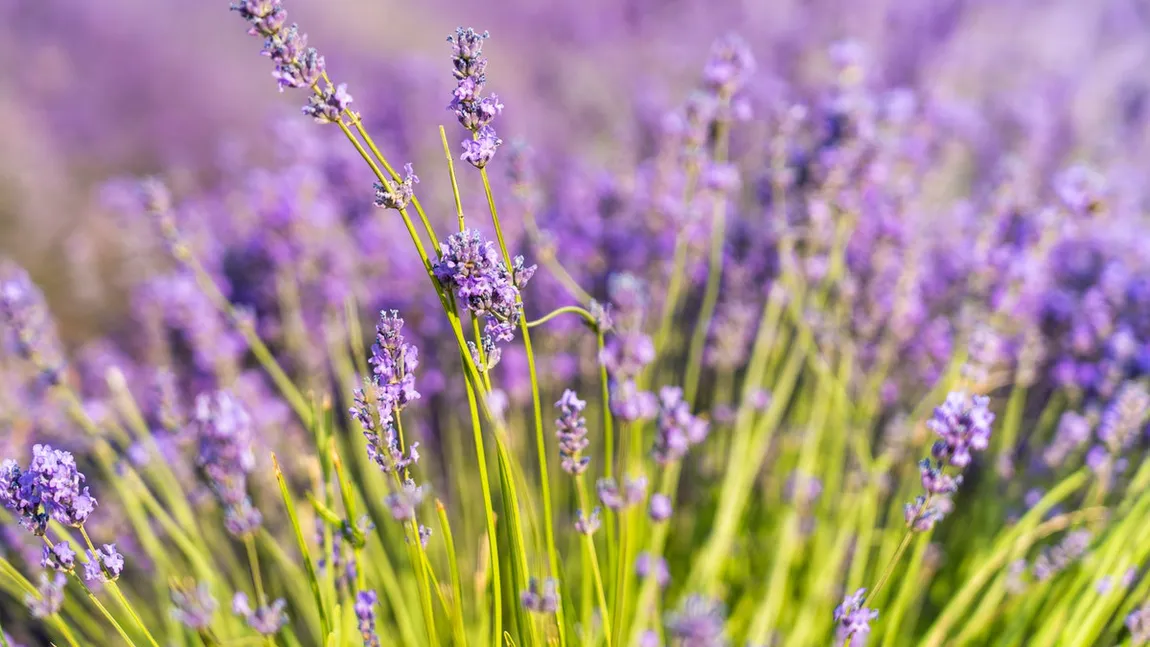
[834,589,878,646]
[653,387,709,465]
[447,28,503,133]
[556,389,590,476]
[918,459,962,495]
[83,544,124,583]
[575,508,600,536]
[355,590,381,647]
[303,83,353,124]
[702,34,756,96]
[1044,411,1092,467]
[927,392,994,468]
[904,495,954,532]
[232,592,288,636]
[41,541,75,572]
[597,475,647,511]
[1,445,98,535]
[461,126,504,169]
[385,480,424,522]
[0,263,66,384]
[25,572,66,618]
[171,581,217,631]
[649,494,673,522]
[192,392,264,535]
[1128,604,1150,643]
[610,380,658,422]
[666,595,726,647]
[230,0,287,37]
[433,229,533,345]
[521,577,559,614]
[373,164,420,211]
[369,311,422,415]
[1097,383,1150,453]
[636,553,670,588]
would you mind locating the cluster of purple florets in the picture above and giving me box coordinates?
[555,389,590,476]
[351,311,423,474]
[653,387,710,465]
[229,0,352,123]
[448,27,504,168]
[0,445,97,536]
[192,391,263,536]
[433,229,536,350]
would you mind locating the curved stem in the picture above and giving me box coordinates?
[78,527,160,647]
[526,305,597,329]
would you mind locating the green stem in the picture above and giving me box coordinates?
[78,527,160,647]
[463,366,503,644]
[480,167,565,643]
[576,479,612,646]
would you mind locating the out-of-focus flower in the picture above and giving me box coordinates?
[521,577,559,614]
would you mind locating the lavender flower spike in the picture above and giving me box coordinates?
[83,544,125,583]
[170,581,217,631]
[26,572,66,618]
[666,595,727,646]
[0,262,66,383]
[928,392,994,468]
[521,577,560,613]
[1,445,98,536]
[233,592,289,636]
[834,588,878,645]
[556,389,591,475]
[356,590,381,647]
[192,391,262,536]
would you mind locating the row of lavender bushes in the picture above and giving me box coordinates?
[2,1,1150,646]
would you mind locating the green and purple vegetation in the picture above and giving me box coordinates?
[2,1,1150,645]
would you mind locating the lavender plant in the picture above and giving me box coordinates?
[1,2,1150,647]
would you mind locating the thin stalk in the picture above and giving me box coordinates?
[463,366,503,643]
[682,108,732,404]
[576,479,612,646]
[437,500,469,646]
[480,167,565,644]
[78,527,160,647]
[43,538,137,647]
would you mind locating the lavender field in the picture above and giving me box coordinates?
[2,1,1150,645]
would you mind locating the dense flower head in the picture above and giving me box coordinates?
[373,164,420,211]
[192,391,262,536]
[170,581,217,631]
[25,572,66,618]
[1128,603,1150,644]
[0,445,97,535]
[461,125,504,169]
[0,263,66,384]
[904,494,954,532]
[1044,411,1093,467]
[303,84,354,124]
[521,577,559,614]
[385,479,424,521]
[41,541,75,572]
[636,553,670,588]
[231,0,324,92]
[232,592,288,636]
[555,389,590,475]
[927,392,994,468]
[666,595,727,647]
[355,590,381,647]
[433,229,533,343]
[1096,382,1149,453]
[193,391,256,506]
[1033,530,1092,581]
[702,34,756,96]
[649,493,673,522]
[369,310,422,414]
[653,387,710,464]
[83,544,125,582]
[834,588,879,645]
[597,475,648,510]
[575,508,600,535]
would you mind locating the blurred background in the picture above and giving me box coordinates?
[2,0,1149,344]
